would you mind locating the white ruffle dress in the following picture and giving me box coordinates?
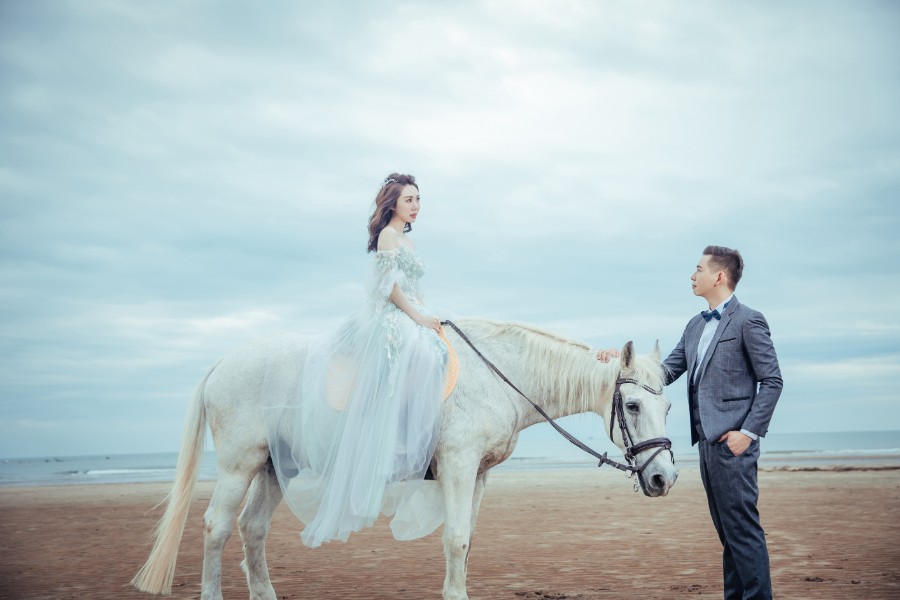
[267,245,448,547]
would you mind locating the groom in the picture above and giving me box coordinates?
[600,245,783,599]
[667,245,782,599]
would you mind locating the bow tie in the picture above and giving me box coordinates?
[701,309,721,322]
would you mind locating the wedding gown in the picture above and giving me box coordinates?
[267,245,448,547]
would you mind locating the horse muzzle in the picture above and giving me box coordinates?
[638,466,678,497]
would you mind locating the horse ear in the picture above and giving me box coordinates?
[652,339,661,361]
[621,341,634,369]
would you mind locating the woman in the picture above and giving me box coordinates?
[267,173,449,548]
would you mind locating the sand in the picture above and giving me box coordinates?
[1,466,898,599]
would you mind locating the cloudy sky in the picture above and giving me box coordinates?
[2,1,898,459]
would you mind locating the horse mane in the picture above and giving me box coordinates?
[456,318,664,415]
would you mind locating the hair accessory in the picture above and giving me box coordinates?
[381,177,398,190]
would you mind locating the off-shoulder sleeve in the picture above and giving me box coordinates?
[368,249,408,305]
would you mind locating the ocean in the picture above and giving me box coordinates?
[1,430,898,488]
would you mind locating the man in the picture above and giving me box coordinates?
[600,245,783,599]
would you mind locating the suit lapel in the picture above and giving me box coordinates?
[696,296,740,382]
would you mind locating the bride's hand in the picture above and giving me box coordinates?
[416,315,442,333]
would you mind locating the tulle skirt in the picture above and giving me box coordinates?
[266,306,447,547]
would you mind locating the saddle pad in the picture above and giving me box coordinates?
[438,326,459,400]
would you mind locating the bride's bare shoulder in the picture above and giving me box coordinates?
[376,228,405,252]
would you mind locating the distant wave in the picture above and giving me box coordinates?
[762,465,900,472]
[68,468,175,477]
[766,448,900,457]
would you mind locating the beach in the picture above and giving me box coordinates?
[1,466,898,599]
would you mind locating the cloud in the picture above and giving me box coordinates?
[1,1,898,457]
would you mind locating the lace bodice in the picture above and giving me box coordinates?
[369,245,426,309]
[366,244,444,368]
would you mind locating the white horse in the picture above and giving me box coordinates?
[132,319,678,600]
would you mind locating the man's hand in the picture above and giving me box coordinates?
[718,430,752,456]
[596,348,620,363]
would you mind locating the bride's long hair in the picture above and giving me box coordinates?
[367,173,418,252]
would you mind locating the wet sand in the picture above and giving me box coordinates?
[1,466,898,599]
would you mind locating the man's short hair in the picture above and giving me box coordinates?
[703,245,744,289]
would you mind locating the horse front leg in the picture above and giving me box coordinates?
[238,460,283,600]
[441,459,478,600]
[467,472,488,563]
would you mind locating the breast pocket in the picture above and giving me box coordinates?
[715,337,745,375]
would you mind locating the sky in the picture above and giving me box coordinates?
[1,1,898,459]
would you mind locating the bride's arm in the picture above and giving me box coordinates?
[389,285,440,332]
[378,230,441,333]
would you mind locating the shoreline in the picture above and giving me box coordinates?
[762,463,900,472]
[1,468,899,599]
[2,458,899,488]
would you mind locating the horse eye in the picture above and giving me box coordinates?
[626,401,640,413]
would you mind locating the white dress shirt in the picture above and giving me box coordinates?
[694,295,733,383]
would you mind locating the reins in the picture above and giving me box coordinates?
[441,320,674,485]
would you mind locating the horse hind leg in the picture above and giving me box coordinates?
[201,469,255,600]
[238,459,283,600]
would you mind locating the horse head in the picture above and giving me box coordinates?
[604,341,678,497]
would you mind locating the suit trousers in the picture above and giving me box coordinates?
[698,436,772,600]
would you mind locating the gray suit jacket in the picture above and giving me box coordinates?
[663,296,783,446]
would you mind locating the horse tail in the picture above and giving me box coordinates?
[131,360,220,595]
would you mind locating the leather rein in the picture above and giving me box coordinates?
[441,320,674,484]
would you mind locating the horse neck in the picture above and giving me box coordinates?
[464,320,618,431]
[516,357,617,431]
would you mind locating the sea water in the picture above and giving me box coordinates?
[0,452,220,487]
[1,430,898,487]
[507,425,900,471]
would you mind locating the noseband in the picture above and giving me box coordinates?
[441,320,675,490]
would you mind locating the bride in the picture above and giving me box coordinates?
[267,173,449,548]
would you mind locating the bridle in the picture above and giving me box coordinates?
[609,378,675,484]
[441,320,675,491]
